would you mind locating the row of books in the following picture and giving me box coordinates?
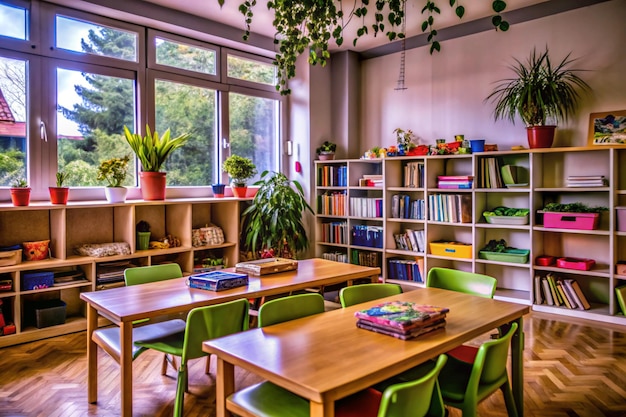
[534,274,590,310]
[393,228,425,253]
[428,193,472,223]
[437,175,473,189]
[317,191,347,216]
[354,301,449,340]
[566,175,608,188]
[351,249,380,267]
[349,197,383,218]
[390,194,425,219]
[319,221,347,245]
[351,225,383,248]
[358,174,383,187]
[387,258,424,283]
[403,161,425,188]
[477,157,504,188]
[317,165,347,187]
[321,251,349,263]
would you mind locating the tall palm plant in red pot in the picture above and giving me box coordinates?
[486,47,590,149]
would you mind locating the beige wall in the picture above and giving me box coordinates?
[359,0,626,152]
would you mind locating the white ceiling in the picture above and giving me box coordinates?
[139,0,548,52]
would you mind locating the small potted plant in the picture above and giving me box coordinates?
[222,155,257,198]
[316,141,337,160]
[136,220,151,251]
[10,178,30,206]
[98,155,130,203]
[123,125,190,200]
[486,47,591,149]
[49,171,70,205]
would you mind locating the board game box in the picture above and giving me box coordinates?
[187,271,248,291]
[235,258,298,276]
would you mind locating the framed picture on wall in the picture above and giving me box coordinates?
[588,110,626,145]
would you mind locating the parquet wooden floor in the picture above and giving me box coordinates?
[0,311,625,417]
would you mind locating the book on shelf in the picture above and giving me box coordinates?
[556,280,573,309]
[563,279,590,310]
[546,274,562,306]
[616,285,626,315]
[534,275,543,305]
[541,277,554,306]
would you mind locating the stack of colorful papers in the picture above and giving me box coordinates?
[354,301,449,340]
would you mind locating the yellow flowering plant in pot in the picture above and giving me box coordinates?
[97,155,130,203]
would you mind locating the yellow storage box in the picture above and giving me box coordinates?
[429,241,473,259]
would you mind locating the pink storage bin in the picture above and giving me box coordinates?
[542,212,599,230]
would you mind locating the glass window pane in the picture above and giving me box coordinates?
[0,56,27,186]
[56,16,138,62]
[229,92,279,182]
[57,68,136,186]
[155,38,217,76]
[227,55,276,86]
[0,3,27,40]
[155,79,217,186]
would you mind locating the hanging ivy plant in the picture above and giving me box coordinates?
[218,0,507,94]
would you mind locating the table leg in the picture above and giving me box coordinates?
[216,358,235,417]
[310,400,334,417]
[510,316,524,416]
[120,321,133,417]
[86,304,98,403]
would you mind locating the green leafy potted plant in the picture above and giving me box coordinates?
[10,178,30,207]
[222,155,257,198]
[316,141,337,160]
[49,171,70,205]
[240,171,314,259]
[123,125,190,200]
[485,47,591,149]
[97,155,130,203]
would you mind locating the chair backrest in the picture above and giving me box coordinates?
[258,293,325,327]
[339,283,403,308]
[473,322,518,386]
[378,354,448,417]
[182,298,249,362]
[124,263,183,286]
[426,267,497,298]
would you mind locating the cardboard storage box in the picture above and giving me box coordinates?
[429,241,473,259]
[21,271,54,290]
[542,212,599,230]
[28,299,67,328]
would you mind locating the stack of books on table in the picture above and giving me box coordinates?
[437,175,474,189]
[354,301,449,340]
[566,175,607,187]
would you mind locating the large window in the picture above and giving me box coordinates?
[0,1,282,199]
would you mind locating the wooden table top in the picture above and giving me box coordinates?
[203,287,529,404]
[80,258,380,323]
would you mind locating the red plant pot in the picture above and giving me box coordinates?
[49,187,69,204]
[527,126,556,149]
[10,188,31,206]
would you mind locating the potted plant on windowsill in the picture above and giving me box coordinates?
[222,155,257,198]
[10,178,30,207]
[123,125,190,200]
[240,171,313,259]
[97,155,130,203]
[49,171,70,204]
[316,141,337,160]
[485,47,591,149]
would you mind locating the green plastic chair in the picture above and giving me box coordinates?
[226,354,448,417]
[135,298,249,417]
[426,267,497,298]
[339,283,403,308]
[438,322,519,417]
[92,264,186,371]
[258,292,325,327]
[426,267,498,363]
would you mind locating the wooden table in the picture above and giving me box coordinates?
[80,258,379,417]
[203,287,530,417]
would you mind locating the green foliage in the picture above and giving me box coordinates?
[223,155,257,186]
[55,171,70,187]
[123,125,190,172]
[136,220,151,232]
[97,155,130,187]
[11,178,28,188]
[542,202,608,213]
[316,141,337,155]
[241,171,314,258]
[0,149,25,187]
[486,47,591,127]
[481,239,509,253]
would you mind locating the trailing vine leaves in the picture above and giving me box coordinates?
[492,0,510,32]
